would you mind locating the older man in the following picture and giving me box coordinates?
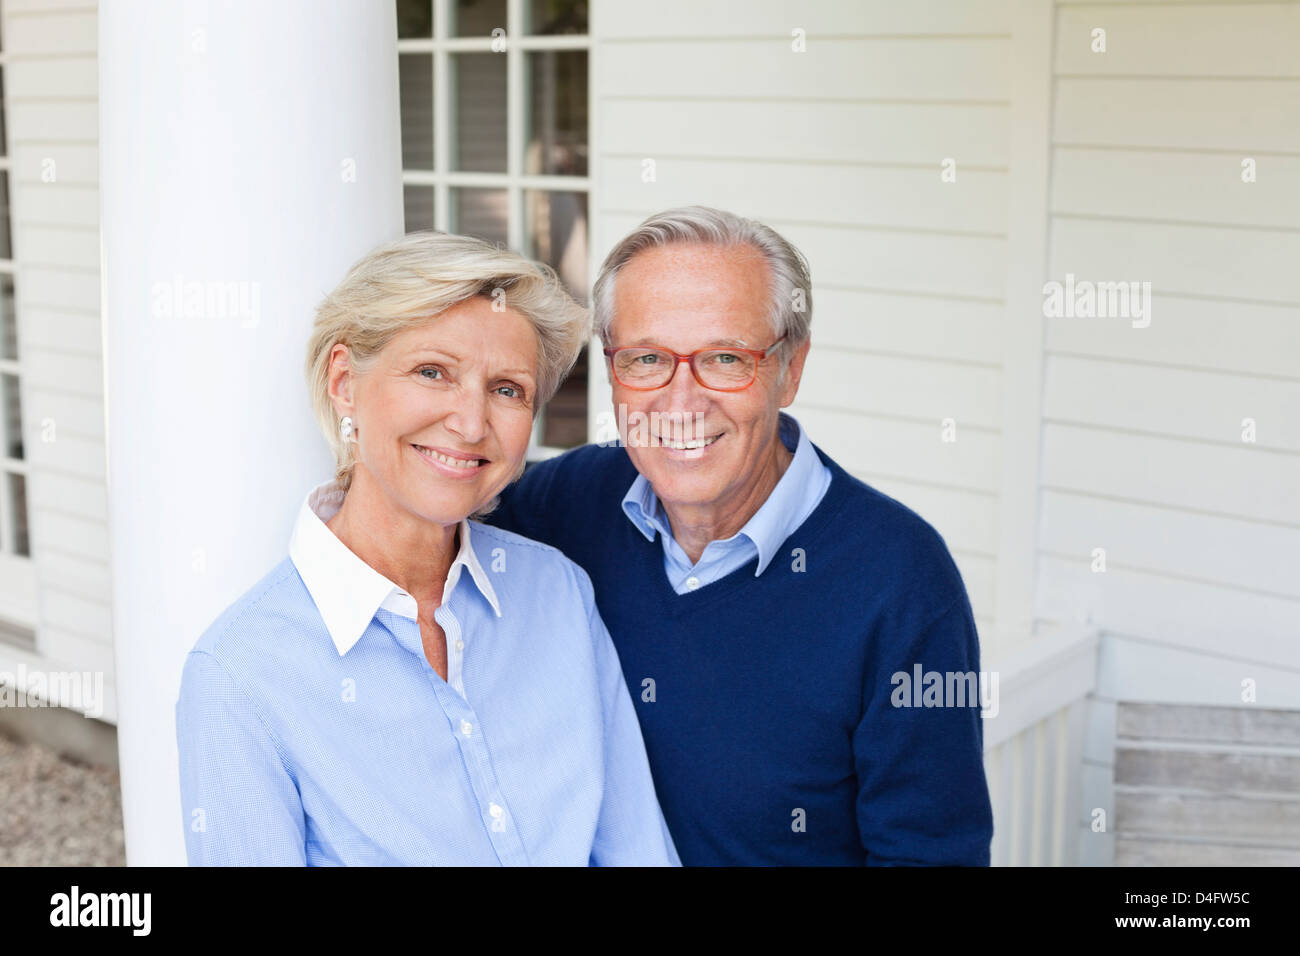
[487,206,993,865]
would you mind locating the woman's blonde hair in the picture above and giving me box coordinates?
[306,230,589,492]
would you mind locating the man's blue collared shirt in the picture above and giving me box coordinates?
[620,412,833,594]
[175,479,679,866]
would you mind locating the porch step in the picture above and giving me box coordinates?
[1113,702,1300,866]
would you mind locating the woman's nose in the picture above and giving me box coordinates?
[444,387,489,444]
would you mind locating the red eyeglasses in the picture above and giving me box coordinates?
[603,335,786,391]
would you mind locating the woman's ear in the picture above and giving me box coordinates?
[326,343,355,419]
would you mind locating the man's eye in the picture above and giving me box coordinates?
[709,352,740,364]
[634,353,661,365]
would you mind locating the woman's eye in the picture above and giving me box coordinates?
[635,353,660,365]
[419,366,443,381]
[495,384,528,402]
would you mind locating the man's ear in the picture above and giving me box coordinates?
[778,339,810,408]
[326,343,356,419]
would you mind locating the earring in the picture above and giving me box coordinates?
[339,416,354,441]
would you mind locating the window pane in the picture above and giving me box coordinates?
[0,72,7,159]
[1,373,21,460]
[452,188,508,247]
[0,275,15,361]
[453,53,507,173]
[399,54,434,170]
[525,190,587,304]
[527,0,588,35]
[542,346,587,448]
[396,0,433,38]
[526,51,587,177]
[8,472,28,556]
[0,172,11,261]
[404,184,436,232]
[451,0,506,37]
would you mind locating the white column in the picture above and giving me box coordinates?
[99,0,403,865]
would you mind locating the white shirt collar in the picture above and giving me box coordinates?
[620,412,824,577]
[289,478,502,656]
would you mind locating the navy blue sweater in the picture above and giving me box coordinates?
[486,441,993,866]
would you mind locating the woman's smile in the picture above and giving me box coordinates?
[411,442,489,478]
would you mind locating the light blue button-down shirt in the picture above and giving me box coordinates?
[175,479,679,866]
[621,412,833,594]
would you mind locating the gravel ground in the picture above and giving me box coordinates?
[0,731,126,866]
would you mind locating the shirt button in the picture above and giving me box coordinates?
[685,576,701,591]
[455,639,464,652]
[460,720,473,736]
[489,803,503,818]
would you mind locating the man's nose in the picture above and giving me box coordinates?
[662,355,706,404]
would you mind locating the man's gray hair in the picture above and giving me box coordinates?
[592,206,812,371]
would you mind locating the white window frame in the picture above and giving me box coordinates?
[398,0,592,461]
[0,17,36,632]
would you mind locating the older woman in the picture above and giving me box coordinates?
[174,231,678,866]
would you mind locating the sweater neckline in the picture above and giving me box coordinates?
[630,443,859,615]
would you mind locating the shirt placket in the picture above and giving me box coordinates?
[429,601,530,866]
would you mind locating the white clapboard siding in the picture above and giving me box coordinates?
[1041,422,1300,525]
[599,157,1009,235]
[799,349,1002,429]
[1036,555,1300,670]
[602,100,1010,167]
[597,0,1014,37]
[599,38,1011,102]
[15,267,99,312]
[2,2,114,719]
[1039,489,1300,601]
[1045,295,1300,382]
[20,348,103,400]
[21,436,106,486]
[38,586,112,643]
[812,289,1005,365]
[1043,354,1300,453]
[1054,78,1300,152]
[5,102,97,141]
[28,509,109,565]
[1037,0,1300,696]
[19,387,105,443]
[4,57,97,97]
[1051,148,1300,230]
[1099,638,1300,708]
[792,403,1002,492]
[35,548,112,602]
[25,469,106,523]
[12,225,97,273]
[14,308,101,355]
[12,183,97,229]
[36,624,116,684]
[1056,4,1300,78]
[954,553,995,625]
[599,211,1007,299]
[1049,217,1300,306]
